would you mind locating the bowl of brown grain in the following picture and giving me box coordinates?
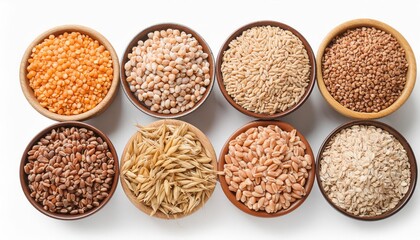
[317,19,416,119]
[20,121,119,220]
[216,21,316,119]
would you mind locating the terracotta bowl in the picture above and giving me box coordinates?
[316,120,417,220]
[120,119,217,219]
[120,23,215,118]
[317,19,416,119]
[20,121,119,220]
[20,25,120,122]
[216,21,316,119]
[218,120,315,217]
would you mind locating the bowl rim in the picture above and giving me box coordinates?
[316,120,417,221]
[120,23,215,119]
[316,18,417,119]
[217,120,315,217]
[119,119,218,219]
[19,121,120,220]
[215,20,316,120]
[19,24,120,122]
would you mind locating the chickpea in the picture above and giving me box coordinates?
[125,28,211,114]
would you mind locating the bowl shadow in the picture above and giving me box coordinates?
[180,89,221,134]
[281,98,318,135]
[86,87,124,136]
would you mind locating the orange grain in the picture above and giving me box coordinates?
[27,32,113,115]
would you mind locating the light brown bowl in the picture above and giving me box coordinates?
[216,21,316,119]
[120,119,217,219]
[316,120,417,220]
[317,19,416,119]
[218,120,315,217]
[20,25,120,121]
[120,23,215,119]
[19,121,119,220]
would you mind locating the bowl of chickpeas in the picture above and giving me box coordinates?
[120,23,215,118]
[20,25,120,121]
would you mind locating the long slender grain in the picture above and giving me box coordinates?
[121,123,216,217]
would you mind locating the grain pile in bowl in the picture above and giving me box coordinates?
[223,125,312,213]
[322,27,408,113]
[124,29,211,115]
[221,25,311,114]
[319,125,411,217]
[121,123,217,217]
[23,126,116,214]
[27,32,114,115]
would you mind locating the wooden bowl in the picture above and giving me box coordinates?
[120,23,215,119]
[316,120,417,220]
[119,119,217,219]
[317,19,417,119]
[218,120,315,217]
[20,25,120,121]
[19,121,119,220]
[216,21,316,119]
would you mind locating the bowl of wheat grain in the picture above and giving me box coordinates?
[216,21,316,119]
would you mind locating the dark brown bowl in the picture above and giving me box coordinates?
[19,121,119,220]
[216,21,316,119]
[20,25,120,122]
[218,120,315,217]
[316,120,417,220]
[120,23,215,118]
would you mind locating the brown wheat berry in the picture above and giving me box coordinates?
[23,126,116,215]
[322,27,408,113]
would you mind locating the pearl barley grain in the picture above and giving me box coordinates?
[124,28,211,114]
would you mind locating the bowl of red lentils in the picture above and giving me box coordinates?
[121,23,215,118]
[218,120,315,217]
[20,25,120,121]
[216,21,316,119]
[20,121,119,220]
[317,19,416,119]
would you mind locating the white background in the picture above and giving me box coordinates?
[1,0,419,239]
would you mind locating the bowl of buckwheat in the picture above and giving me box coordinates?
[216,21,316,119]
[121,23,215,118]
[317,19,416,119]
[20,121,119,220]
[218,120,315,217]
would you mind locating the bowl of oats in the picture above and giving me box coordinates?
[316,120,417,220]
